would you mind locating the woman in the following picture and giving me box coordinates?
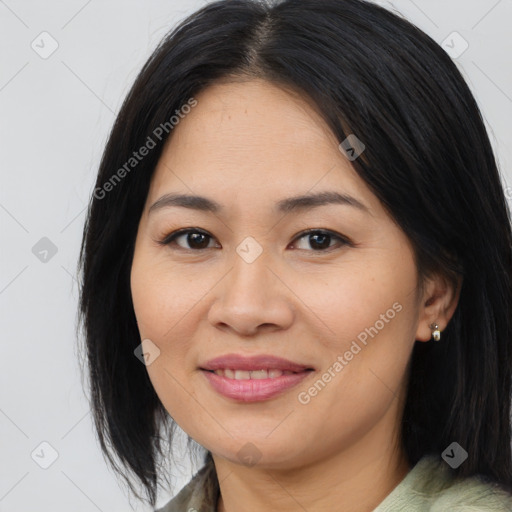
[77,0,512,510]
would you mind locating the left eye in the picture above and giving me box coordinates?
[291,229,351,251]
[158,228,351,252]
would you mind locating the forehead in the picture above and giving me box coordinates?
[166,80,337,158]
[146,79,379,215]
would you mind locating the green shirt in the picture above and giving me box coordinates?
[155,454,512,511]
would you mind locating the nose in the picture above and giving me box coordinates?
[207,251,295,337]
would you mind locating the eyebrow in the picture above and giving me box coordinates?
[148,191,370,215]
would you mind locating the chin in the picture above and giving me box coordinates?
[203,432,310,470]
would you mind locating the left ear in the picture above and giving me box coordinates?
[415,272,463,342]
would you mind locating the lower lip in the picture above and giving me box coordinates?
[201,370,313,402]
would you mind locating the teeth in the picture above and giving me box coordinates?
[212,369,295,379]
[250,370,269,379]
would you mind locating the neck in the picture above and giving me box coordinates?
[213,425,411,512]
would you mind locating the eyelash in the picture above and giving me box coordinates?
[156,227,353,253]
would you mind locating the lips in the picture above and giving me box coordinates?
[200,354,313,373]
[211,368,295,379]
[200,354,314,402]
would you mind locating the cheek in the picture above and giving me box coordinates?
[130,246,204,341]
[130,257,199,430]
[130,248,212,402]
[294,253,418,414]
[298,253,416,351]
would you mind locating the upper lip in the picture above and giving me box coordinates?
[200,354,314,372]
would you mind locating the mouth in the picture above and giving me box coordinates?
[200,353,314,373]
[205,368,304,379]
[199,354,315,402]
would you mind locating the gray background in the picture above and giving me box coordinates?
[1,0,511,510]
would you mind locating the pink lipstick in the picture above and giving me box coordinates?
[200,354,314,402]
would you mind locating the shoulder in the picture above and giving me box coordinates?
[155,459,218,512]
[375,455,512,512]
[428,463,512,512]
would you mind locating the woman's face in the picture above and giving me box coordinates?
[130,78,434,470]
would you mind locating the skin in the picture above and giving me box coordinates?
[130,78,461,512]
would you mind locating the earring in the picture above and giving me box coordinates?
[430,322,441,341]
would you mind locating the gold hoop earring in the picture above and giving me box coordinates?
[430,322,441,341]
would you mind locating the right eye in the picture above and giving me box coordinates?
[157,228,219,251]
